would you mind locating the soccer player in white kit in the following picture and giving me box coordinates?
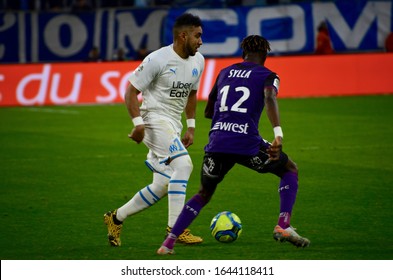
[104,13,205,246]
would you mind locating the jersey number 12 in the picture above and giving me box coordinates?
[219,85,250,113]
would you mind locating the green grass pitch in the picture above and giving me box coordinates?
[1,95,392,260]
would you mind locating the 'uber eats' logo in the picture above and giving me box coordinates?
[170,81,192,98]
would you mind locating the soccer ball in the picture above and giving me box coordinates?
[210,211,242,243]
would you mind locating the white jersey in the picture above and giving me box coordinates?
[129,45,205,130]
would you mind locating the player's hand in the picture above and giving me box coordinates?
[267,136,282,161]
[181,128,194,148]
[128,125,145,144]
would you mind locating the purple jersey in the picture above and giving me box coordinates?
[204,61,280,155]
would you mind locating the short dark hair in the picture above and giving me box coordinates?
[173,13,203,29]
[240,35,271,59]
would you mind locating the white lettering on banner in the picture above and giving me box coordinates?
[99,71,133,103]
[17,65,51,105]
[50,73,82,104]
[119,71,132,101]
[2,3,392,63]
[99,71,120,103]
[93,10,103,49]
[44,15,88,56]
[106,10,115,61]
[247,6,306,53]
[187,9,240,56]
[16,65,82,106]
[31,13,39,63]
[312,2,392,49]
[116,10,167,57]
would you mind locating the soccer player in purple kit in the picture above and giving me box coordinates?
[157,35,310,255]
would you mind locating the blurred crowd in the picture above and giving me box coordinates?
[2,0,390,60]
[0,0,334,11]
[85,43,150,62]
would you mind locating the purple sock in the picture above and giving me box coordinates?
[162,233,177,250]
[162,194,206,249]
[278,212,291,229]
[277,171,298,228]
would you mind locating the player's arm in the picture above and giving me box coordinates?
[182,89,197,148]
[205,97,215,119]
[264,74,283,161]
[124,82,144,144]
[204,77,218,119]
[265,86,280,130]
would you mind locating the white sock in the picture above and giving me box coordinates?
[116,173,169,222]
[167,155,193,227]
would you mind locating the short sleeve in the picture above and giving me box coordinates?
[264,72,280,93]
[128,56,161,92]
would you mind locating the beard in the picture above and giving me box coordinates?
[186,43,197,57]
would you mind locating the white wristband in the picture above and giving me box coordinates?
[186,119,195,128]
[273,126,283,138]
[132,116,144,126]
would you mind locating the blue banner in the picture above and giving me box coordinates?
[1,0,392,63]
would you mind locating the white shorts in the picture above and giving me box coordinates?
[142,113,188,169]
[145,150,173,178]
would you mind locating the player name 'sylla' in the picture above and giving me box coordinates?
[228,69,252,78]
